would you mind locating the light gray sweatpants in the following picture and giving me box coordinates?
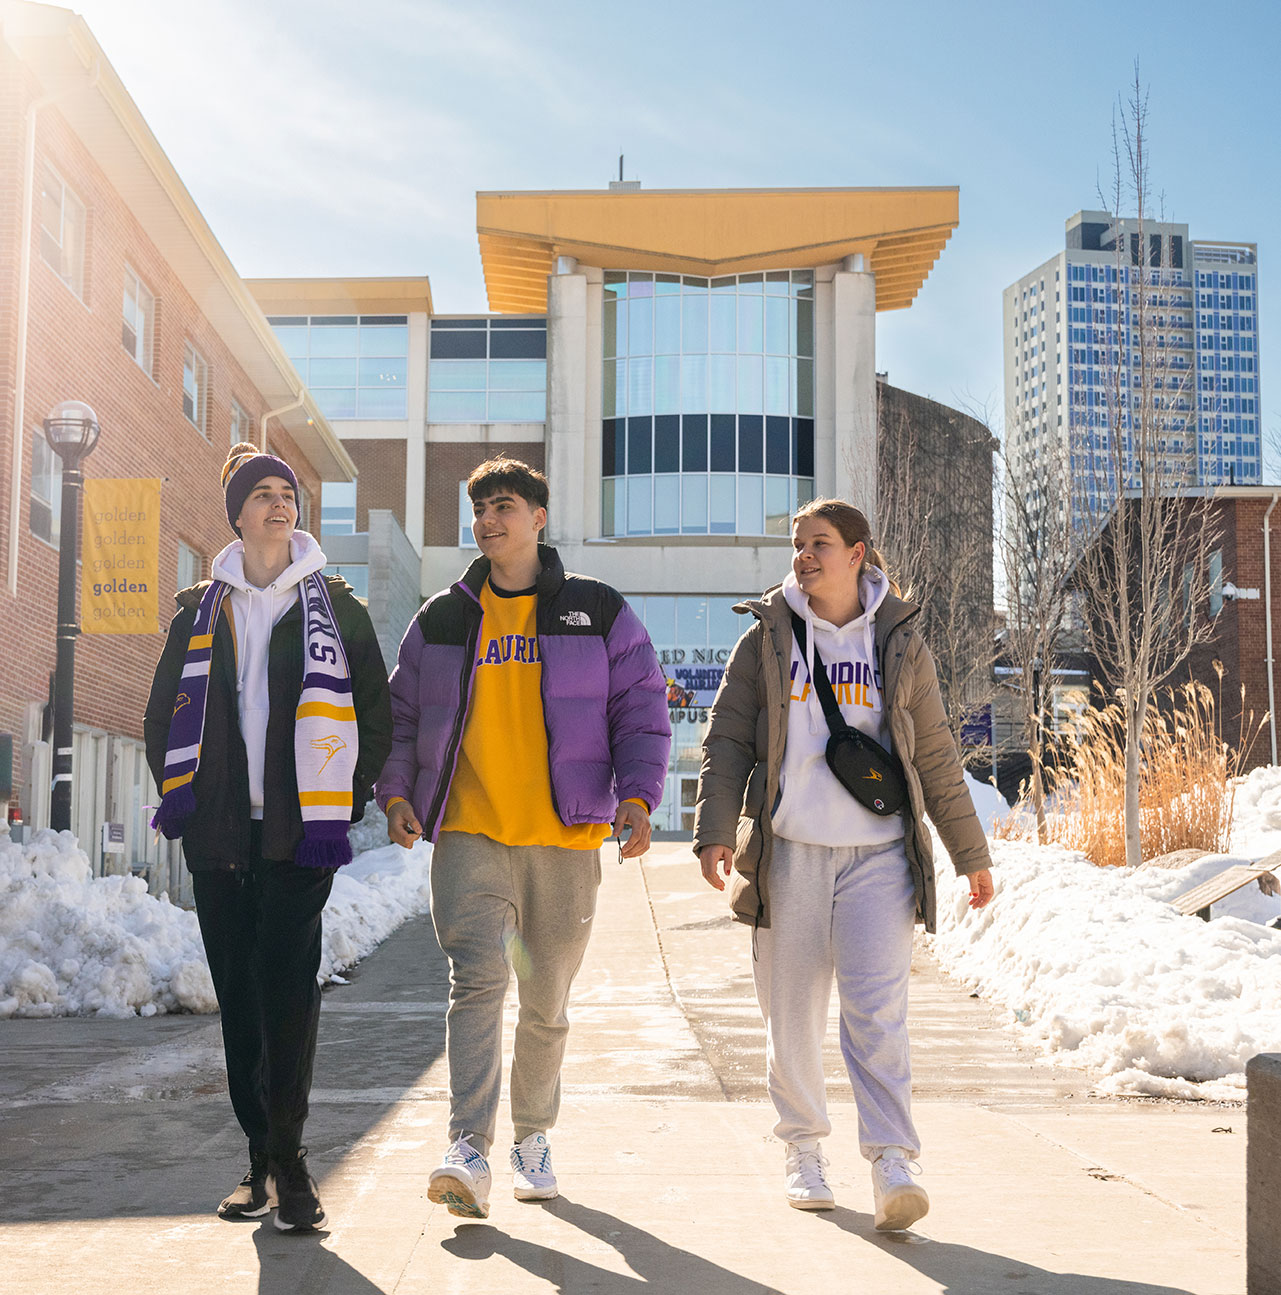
[430,831,601,1155]
[753,835,920,1161]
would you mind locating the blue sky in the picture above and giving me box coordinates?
[72,0,1279,456]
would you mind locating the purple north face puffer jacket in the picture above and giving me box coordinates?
[375,545,671,841]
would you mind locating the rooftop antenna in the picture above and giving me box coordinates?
[619,153,624,183]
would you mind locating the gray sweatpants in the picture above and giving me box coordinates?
[753,835,920,1161]
[430,830,601,1155]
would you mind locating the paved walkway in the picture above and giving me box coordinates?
[0,843,1246,1294]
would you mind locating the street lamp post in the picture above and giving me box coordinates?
[42,400,99,833]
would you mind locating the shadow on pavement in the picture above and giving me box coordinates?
[0,913,448,1225]
[816,1205,1197,1295]
[440,1197,777,1294]
[251,1222,385,1295]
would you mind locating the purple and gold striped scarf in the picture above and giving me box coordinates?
[151,573,357,868]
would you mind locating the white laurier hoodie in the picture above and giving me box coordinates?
[770,566,905,848]
[209,531,327,820]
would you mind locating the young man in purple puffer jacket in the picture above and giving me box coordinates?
[377,457,670,1218]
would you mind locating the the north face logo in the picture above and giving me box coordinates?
[560,611,591,627]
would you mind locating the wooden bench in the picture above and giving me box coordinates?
[1170,852,1281,921]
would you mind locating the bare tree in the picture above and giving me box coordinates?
[874,388,1000,765]
[1077,70,1221,868]
[998,430,1080,842]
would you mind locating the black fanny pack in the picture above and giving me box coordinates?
[790,610,908,817]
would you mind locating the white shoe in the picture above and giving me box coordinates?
[428,1136,492,1219]
[871,1148,929,1231]
[784,1141,835,1210]
[510,1132,558,1201]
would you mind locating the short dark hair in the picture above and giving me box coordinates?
[466,457,549,510]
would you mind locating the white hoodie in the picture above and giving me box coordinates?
[770,566,905,848]
[209,531,327,819]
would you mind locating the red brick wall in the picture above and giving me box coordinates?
[345,439,406,531]
[424,441,547,547]
[1181,497,1281,771]
[0,73,324,813]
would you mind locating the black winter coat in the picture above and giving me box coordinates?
[144,576,393,871]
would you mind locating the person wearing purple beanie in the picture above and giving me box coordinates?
[145,442,391,1231]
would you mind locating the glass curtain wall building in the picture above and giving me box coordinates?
[600,270,815,537]
[428,317,547,422]
[269,314,410,420]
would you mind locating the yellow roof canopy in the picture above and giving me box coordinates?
[476,187,959,314]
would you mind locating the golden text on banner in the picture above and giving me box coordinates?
[81,477,162,635]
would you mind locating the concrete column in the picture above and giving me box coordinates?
[1248,1053,1281,1294]
[546,268,589,545]
[404,312,428,552]
[831,261,878,529]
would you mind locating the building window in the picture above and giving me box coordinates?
[31,432,62,546]
[182,343,208,433]
[600,271,814,537]
[267,315,409,420]
[324,564,369,599]
[176,540,201,591]
[38,163,86,298]
[230,398,252,447]
[428,318,547,422]
[321,480,357,535]
[121,266,154,374]
[459,481,478,548]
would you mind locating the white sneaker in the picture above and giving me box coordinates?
[871,1147,929,1231]
[510,1132,558,1201]
[428,1136,492,1219]
[784,1141,835,1210]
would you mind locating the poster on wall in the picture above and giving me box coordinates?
[666,663,725,710]
[81,478,162,635]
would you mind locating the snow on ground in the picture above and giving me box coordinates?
[933,768,1281,1101]
[5,765,1281,1102]
[0,810,430,1020]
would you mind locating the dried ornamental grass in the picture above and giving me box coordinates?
[997,683,1262,869]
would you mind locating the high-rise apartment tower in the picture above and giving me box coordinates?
[1004,210,1260,523]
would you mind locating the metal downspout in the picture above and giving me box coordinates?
[1265,492,1279,765]
[258,394,306,450]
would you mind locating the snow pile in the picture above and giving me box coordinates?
[1228,763,1281,859]
[0,819,431,1020]
[0,829,215,1019]
[963,771,1010,834]
[318,837,432,982]
[932,833,1281,1100]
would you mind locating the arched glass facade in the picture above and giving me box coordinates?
[601,270,815,537]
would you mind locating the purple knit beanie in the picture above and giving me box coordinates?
[222,441,300,536]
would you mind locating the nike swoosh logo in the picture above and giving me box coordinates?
[580,915,593,924]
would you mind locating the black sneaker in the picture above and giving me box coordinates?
[217,1150,275,1220]
[271,1147,328,1232]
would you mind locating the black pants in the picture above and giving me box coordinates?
[191,826,335,1163]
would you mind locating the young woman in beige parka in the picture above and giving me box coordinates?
[693,498,993,1230]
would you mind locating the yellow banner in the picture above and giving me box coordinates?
[81,478,162,635]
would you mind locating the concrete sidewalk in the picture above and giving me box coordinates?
[0,843,1246,1294]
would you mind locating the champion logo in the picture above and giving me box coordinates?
[311,734,347,773]
[560,610,591,627]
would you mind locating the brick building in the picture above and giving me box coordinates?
[1180,488,1281,772]
[0,3,354,891]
